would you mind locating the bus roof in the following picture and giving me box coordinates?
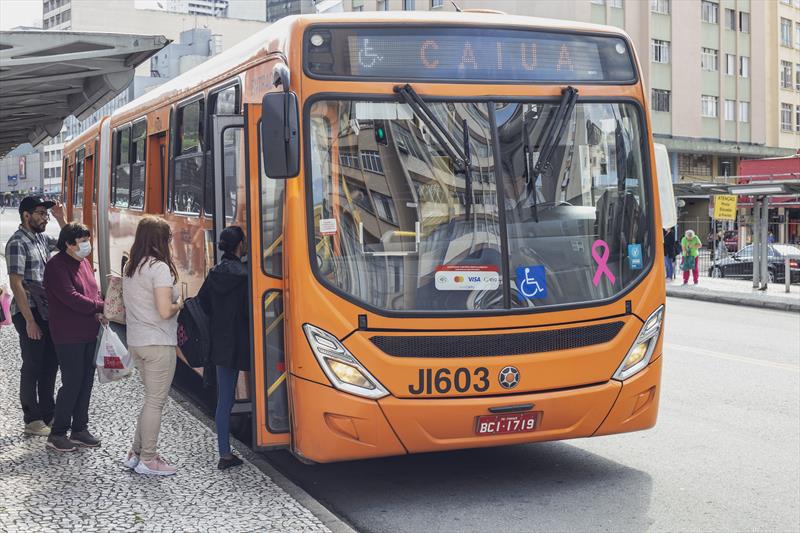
[110,11,634,124]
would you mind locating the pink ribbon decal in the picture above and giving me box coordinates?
[591,240,616,287]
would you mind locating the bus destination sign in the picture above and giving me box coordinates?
[305,27,636,83]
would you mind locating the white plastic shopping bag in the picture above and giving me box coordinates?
[95,324,133,383]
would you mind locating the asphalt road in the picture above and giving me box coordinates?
[265,298,800,533]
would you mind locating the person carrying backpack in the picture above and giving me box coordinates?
[197,226,249,470]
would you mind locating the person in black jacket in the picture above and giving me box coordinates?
[663,227,677,280]
[197,226,249,470]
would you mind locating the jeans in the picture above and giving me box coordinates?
[130,345,176,461]
[52,341,97,436]
[215,365,239,457]
[11,310,58,424]
[664,256,674,279]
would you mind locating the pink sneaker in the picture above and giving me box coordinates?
[122,449,139,469]
[134,454,177,476]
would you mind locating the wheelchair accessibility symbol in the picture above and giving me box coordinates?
[516,265,547,299]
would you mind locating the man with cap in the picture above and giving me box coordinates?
[4,196,66,436]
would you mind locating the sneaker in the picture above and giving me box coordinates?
[134,455,177,476]
[682,281,688,285]
[122,449,140,469]
[46,434,77,452]
[217,453,244,471]
[69,430,101,448]
[25,420,51,437]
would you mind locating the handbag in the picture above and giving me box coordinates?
[177,297,211,368]
[681,254,696,271]
[103,275,126,324]
[0,286,11,326]
[95,324,132,383]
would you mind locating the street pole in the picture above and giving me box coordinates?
[760,196,769,290]
[786,257,791,294]
[753,199,760,290]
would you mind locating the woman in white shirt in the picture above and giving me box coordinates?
[122,217,183,476]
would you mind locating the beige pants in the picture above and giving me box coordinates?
[129,345,176,461]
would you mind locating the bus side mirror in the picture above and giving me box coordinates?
[653,143,677,229]
[261,92,299,179]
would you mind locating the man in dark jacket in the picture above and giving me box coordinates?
[197,226,249,470]
[663,227,677,280]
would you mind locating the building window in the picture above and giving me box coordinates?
[377,0,389,10]
[796,63,800,90]
[739,102,749,123]
[796,106,800,132]
[431,0,443,7]
[360,150,385,174]
[724,100,735,121]
[701,95,718,118]
[739,12,750,33]
[781,104,793,131]
[403,0,415,10]
[678,154,712,176]
[591,0,605,4]
[781,61,793,89]
[796,22,800,48]
[780,18,792,47]
[652,89,671,112]
[650,39,670,63]
[701,1,718,24]
[724,8,736,30]
[725,54,735,76]
[650,0,669,14]
[701,48,718,71]
[608,0,623,7]
[739,56,749,78]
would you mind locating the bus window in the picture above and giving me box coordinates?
[172,99,204,215]
[205,84,240,216]
[93,140,99,205]
[73,147,85,207]
[129,119,147,210]
[112,126,131,208]
[260,124,285,278]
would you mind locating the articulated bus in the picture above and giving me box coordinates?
[63,11,675,463]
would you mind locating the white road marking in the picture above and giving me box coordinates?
[666,342,800,372]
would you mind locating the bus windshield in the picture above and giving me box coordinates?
[308,97,652,313]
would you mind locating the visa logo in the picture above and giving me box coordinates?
[468,276,481,282]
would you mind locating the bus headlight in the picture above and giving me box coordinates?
[303,324,389,399]
[613,305,664,381]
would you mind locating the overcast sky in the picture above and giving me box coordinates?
[0,0,42,30]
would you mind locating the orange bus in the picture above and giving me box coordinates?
[64,11,674,463]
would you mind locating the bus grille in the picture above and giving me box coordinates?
[369,322,624,358]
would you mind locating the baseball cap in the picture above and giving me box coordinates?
[19,196,55,215]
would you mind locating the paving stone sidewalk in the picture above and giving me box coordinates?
[0,325,332,533]
[666,277,800,312]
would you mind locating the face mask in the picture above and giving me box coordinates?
[76,241,92,258]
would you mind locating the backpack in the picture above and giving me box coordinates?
[177,297,210,368]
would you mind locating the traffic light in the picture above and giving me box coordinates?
[374,122,388,146]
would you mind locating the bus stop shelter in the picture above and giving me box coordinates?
[0,30,169,157]
[674,179,800,290]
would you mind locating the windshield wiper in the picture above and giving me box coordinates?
[525,86,579,222]
[394,84,474,217]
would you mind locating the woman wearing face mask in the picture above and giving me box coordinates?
[42,222,105,452]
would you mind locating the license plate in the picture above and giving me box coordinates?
[475,412,542,436]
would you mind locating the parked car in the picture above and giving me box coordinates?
[709,244,800,283]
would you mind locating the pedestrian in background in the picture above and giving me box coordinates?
[43,222,105,452]
[681,229,702,285]
[663,227,677,280]
[4,196,66,436]
[122,217,183,476]
[197,226,249,470]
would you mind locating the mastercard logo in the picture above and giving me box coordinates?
[453,275,464,283]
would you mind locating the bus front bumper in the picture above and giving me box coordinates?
[291,356,661,463]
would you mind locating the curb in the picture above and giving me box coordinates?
[169,388,358,533]
[666,287,800,312]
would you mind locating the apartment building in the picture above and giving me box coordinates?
[328,0,794,187]
[767,0,800,151]
[37,0,267,194]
